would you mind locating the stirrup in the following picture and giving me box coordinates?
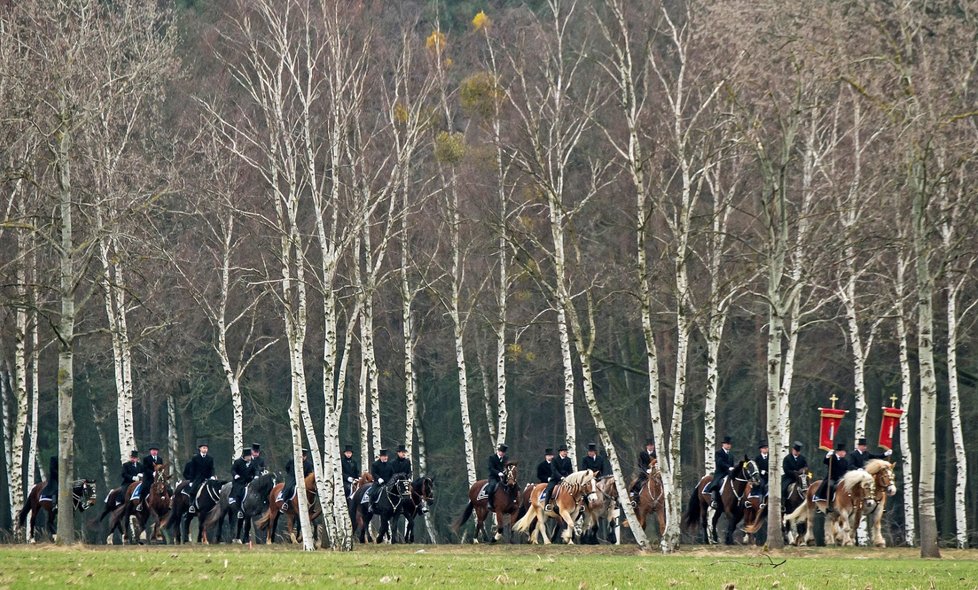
[188,505,196,514]
[544,503,553,512]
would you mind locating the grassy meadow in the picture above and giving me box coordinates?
[1,544,977,589]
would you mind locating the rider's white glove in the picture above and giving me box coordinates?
[347,477,354,483]
[498,472,504,478]
[727,467,734,472]
[378,478,384,484]
[210,476,217,480]
[826,451,834,458]
[646,469,652,474]
[760,470,766,475]
[884,449,893,457]
[234,474,240,479]
[136,473,143,480]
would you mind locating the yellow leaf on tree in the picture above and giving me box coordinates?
[426,30,446,54]
[472,11,490,31]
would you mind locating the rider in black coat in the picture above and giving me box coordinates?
[708,436,735,508]
[754,441,770,496]
[281,448,314,511]
[135,444,164,511]
[815,443,849,508]
[341,445,360,497]
[229,448,255,517]
[536,448,555,484]
[250,443,266,474]
[185,440,215,513]
[121,450,141,488]
[368,450,395,507]
[782,441,808,497]
[580,443,607,476]
[543,445,573,510]
[391,444,412,479]
[486,444,508,510]
[629,438,658,504]
[848,438,892,469]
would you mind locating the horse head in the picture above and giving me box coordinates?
[503,462,518,487]
[742,459,761,486]
[413,476,435,512]
[798,470,811,492]
[74,479,98,511]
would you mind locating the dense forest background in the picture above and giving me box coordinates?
[0,0,976,550]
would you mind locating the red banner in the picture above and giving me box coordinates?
[878,407,904,451]
[818,408,847,451]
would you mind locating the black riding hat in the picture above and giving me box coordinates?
[130,450,139,458]
[396,444,407,453]
[196,439,209,449]
[857,437,868,446]
[344,444,354,452]
[498,444,508,452]
[251,443,261,452]
[242,448,252,457]
[544,447,554,455]
[792,441,803,451]
[587,443,598,452]
[758,440,769,449]
[721,436,732,444]
[379,448,389,456]
[835,442,847,451]
[646,438,655,446]
[148,443,160,451]
[557,444,568,452]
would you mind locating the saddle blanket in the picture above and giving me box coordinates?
[476,483,489,501]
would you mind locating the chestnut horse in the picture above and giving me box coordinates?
[124,463,171,544]
[454,462,520,543]
[629,461,666,540]
[17,478,97,543]
[256,472,319,543]
[854,460,896,547]
[513,469,596,544]
[682,457,760,545]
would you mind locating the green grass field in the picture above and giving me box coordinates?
[1,545,976,589]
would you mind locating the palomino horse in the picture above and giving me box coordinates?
[780,470,811,545]
[854,460,897,547]
[454,462,520,543]
[783,469,876,546]
[17,478,97,543]
[256,472,319,544]
[513,469,596,544]
[125,464,171,544]
[581,475,619,544]
[629,461,666,540]
[682,457,760,545]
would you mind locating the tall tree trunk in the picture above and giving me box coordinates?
[28,293,40,485]
[557,307,577,466]
[11,235,30,514]
[166,392,179,466]
[414,419,438,544]
[946,280,968,549]
[476,344,497,445]
[1,357,14,522]
[894,257,916,546]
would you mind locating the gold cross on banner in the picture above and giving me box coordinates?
[890,394,898,407]
[830,393,838,409]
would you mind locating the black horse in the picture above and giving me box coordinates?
[167,479,227,544]
[362,473,414,543]
[237,472,276,543]
[402,476,435,543]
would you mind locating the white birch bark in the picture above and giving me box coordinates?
[166,393,179,466]
[476,344,497,445]
[11,228,30,513]
[894,256,916,546]
[414,421,438,543]
[29,297,40,485]
[1,357,14,522]
[557,306,577,466]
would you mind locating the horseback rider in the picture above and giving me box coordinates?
[536,448,555,484]
[391,444,412,479]
[814,442,849,511]
[707,435,734,509]
[185,440,215,514]
[580,443,607,477]
[281,447,314,512]
[849,437,892,469]
[543,444,573,512]
[251,443,266,474]
[341,444,360,498]
[753,441,769,497]
[121,450,141,488]
[486,444,508,511]
[781,440,808,498]
[369,449,394,510]
[229,447,255,519]
[41,456,58,507]
[629,437,657,505]
[134,444,163,511]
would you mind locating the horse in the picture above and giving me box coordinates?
[165,480,196,544]
[201,482,236,544]
[581,475,619,544]
[513,469,597,544]
[854,460,896,547]
[739,483,765,545]
[402,476,435,543]
[99,486,130,544]
[236,472,277,544]
[780,469,811,545]
[124,464,171,544]
[367,473,415,543]
[682,457,760,545]
[454,462,520,543]
[628,461,666,541]
[783,469,876,546]
[256,472,319,544]
[16,478,97,543]
[349,474,377,543]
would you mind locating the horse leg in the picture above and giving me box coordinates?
[872,511,885,547]
[725,511,737,545]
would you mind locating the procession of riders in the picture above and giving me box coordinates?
[16,429,897,546]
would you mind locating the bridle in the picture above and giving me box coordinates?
[72,479,97,512]
[726,461,760,504]
[411,477,435,513]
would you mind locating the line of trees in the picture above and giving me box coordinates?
[0,0,976,555]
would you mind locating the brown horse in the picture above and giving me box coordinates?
[628,460,666,540]
[581,475,619,544]
[854,460,896,547]
[454,462,520,543]
[256,472,319,543]
[513,469,596,544]
[739,483,765,545]
[682,457,760,545]
[124,463,171,544]
[780,469,811,545]
[16,478,97,543]
[783,469,876,546]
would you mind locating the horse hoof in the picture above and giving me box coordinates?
[472,539,479,544]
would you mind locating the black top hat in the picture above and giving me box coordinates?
[196,439,209,448]
[758,440,769,449]
[544,447,554,455]
[379,448,389,456]
[558,444,568,452]
[242,448,252,457]
[856,437,867,446]
[148,443,160,451]
[396,444,407,453]
[497,444,508,452]
[301,448,310,455]
[645,438,655,446]
[721,436,732,444]
[835,442,847,451]
[587,443,598,452]
[130,450,139,458]
[251,443,261,452]
[792,441,803,451]
[344,445,354,453]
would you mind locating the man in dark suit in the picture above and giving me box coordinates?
[135,444,164,511]
[282,448,314,512]
[815,443,849,510]
[185,440,215,514]
[391,444,412,479]
[250,443,266,474]
[849,437,892,469]
[121,450,141,488]
[536,448,555,484]
[629,438,658,504]
[544,444,574,512]
[781,441,809,497]
[486,444,508,511]
[341,444,360,498]
[580,443,607,476]
[229,447,255,518]
[707,436,734,509]
[368,449,394,509]
[754,441,770,496]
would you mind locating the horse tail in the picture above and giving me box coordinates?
[255,509,271,530]
[452,501,474,533]
[681,483,700,531]
[783,497,809,525]
[512,505,535,534]
[16,491,32,528]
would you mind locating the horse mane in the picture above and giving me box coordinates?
[504,461,518,467]
[563,469,594,486]
[864,459,891,475]
[839,469,874,493]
